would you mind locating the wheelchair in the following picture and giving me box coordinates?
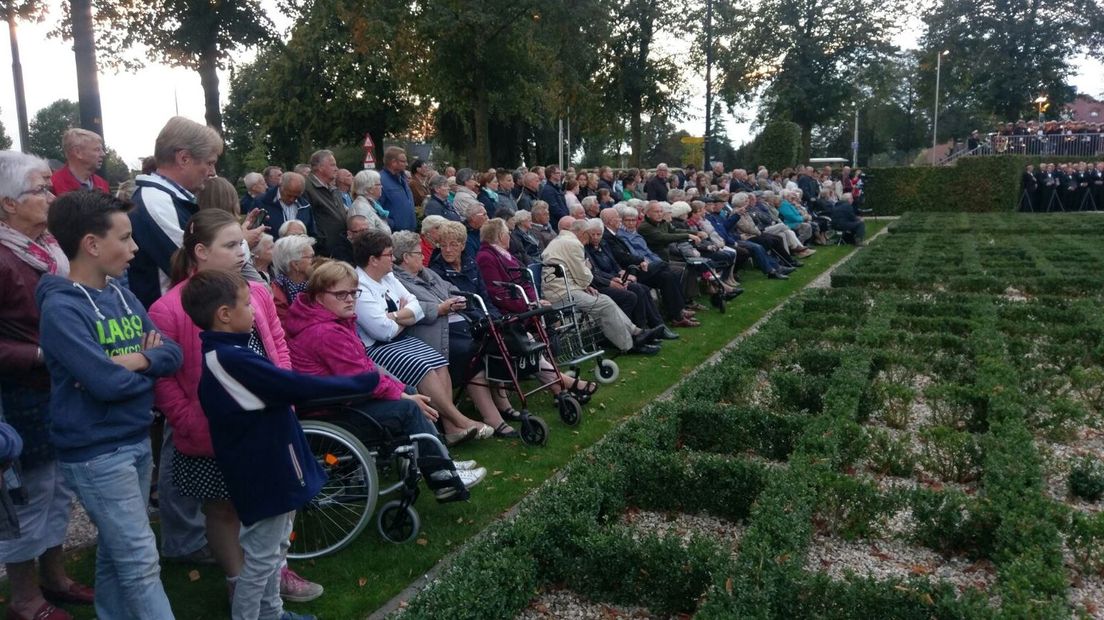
[288,394,452,559]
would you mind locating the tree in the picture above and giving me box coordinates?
[0,110,11,150]
[920,0,1100,126]
[708,0,901,159]
[26,99,79,161]
[56,0,274,132]
[3,0,45,149]
[222,0,412,177]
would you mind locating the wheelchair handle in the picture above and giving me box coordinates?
[295,393,380,411]
[511,305,559,321]
[449,289,488,314]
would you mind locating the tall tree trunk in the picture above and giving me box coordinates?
[629,101,642,167]
[800,124,811,163]
[70,0,104,143]
[198,41,222,132]
[7,15,29,151]
[473,88,490,169]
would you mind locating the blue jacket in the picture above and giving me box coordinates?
[0,423,22,463]
[428,252,501,319]
[423,195,462,222]
[779,200,804,229]
[706,212,740,245]
[539,182,569,228]
[198,330,382,525]
[36,275,182,462]
[380,168,416,232]
[257,185,317,240]
[128,174,198,308]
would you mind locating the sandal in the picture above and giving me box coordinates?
[494,422,519,439]
[498,408,523,422]
[565,376,599,404]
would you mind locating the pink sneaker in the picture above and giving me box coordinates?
[280,567,324,603]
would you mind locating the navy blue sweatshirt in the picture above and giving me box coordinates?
[198,330,382,526]
[36,274,183,462]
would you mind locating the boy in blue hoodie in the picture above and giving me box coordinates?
[37,190,183,619]
[180,269,394,620]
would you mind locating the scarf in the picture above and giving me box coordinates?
[275,273,309,299]
[0,221,69,276]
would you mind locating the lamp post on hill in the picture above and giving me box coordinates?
[931,49,949,166]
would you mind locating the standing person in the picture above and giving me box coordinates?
[335,169,354,209]
[180,269,368,620]
[128,116,224,308]
[258,172,316,241]
[51,128,108,196]
[645,164,671,201]
[495,170,518,214]
[149,209,323,605]
[379,147,416,232]
[539,165,569,226]
[348,169,391,234]
[239,172,267,215]
[0,152,93,620]
[302,150,351,262]
[408,159,434,216]
[38,190,183,620]
[262,166,283,189]
[515,172,541,212]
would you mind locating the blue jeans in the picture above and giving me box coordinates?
[233,511,292,620]
[736,240,779,274]
[59,439,174,620]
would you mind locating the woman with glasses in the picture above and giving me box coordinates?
[350,230,491,446]
[283,261,487,499]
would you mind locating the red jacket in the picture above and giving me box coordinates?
[0,246,49,391]
[149,279,290,457]
[283,292,405,400]
[475,242,537,314]
[51,165,109,196]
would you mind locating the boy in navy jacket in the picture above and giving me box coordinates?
[181,270,383,620]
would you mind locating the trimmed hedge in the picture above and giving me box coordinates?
[865,156,1088,214]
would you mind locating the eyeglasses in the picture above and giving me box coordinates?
[325,289,361,301]
[378,252,394,259]
[19,185,53,197]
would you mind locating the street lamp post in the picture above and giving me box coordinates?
[932,50,949,166]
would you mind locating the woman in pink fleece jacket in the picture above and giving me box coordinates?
[284,260,485,501]
[149,211,299,594]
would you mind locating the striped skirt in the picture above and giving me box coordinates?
[366,336,449,387]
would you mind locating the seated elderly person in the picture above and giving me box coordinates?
[349,169,391,234]
[284,261,486,499]
[510,210,543,265]
[670,201,742,293]
[423,174,461,222]
[542,216,662,355]
[528,201,556,248]
[580,195,601,219]
[351,231,493,445]
[641,201,737,310]
[454,194,487,259]
[271,234,317,324]
[706,194,792,279]
[581,219,676,339]
[278,218,308,237]
[470,219,601,401]
[751,192,814,258]
[390,231,520,438]
[779,189,824,245]
[830,192,866,245]
[419,214,448,266]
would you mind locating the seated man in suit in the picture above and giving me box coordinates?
[830,193,866,245]
[258,171,316,239]
[582,218,676,339]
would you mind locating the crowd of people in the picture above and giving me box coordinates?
[1019,161,1104,211]
[965,120,1104,157]
[0,117,870,620]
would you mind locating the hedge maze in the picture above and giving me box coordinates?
[398,214,1104,619]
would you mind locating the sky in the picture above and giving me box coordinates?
[2,1,1102,168]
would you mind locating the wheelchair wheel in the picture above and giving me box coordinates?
[594,359,620,384]
[377,500,420,544]
[520,415,549,446]
[290,421,377,560]
[558,394,583,427]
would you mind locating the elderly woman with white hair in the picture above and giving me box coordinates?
[350,169,391,234]
[778,189,825,245]
[0,151,95,619]
[751,192,814,258]
[453,196,487,259]
[418,214,448,266]
[270,234,317,324]
[509,210,542,264]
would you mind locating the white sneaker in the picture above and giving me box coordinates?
[458,467,487,489]
[453,460,479,471]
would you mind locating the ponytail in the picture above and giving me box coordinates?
[171,209,240,284]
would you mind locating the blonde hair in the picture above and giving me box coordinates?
[197,176,241,216]
[479,218,508,244]
[154,116,224,166]
[62,128,102,157]
[437,220,468,245]
[306,260,357,300]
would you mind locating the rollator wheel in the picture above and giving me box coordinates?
[520,415,549,446]
[376,500,421,544]
[594,359,620,384]
[290,421,378,559]
[558,395,583,427]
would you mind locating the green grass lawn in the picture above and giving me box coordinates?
[37,223,884,619]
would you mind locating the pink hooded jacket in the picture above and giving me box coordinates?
[284,292,405,401]
[150,279,291,457]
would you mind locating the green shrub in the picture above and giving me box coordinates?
[908,488,997,557]
[1068,511,1104,577]
[749,121,802,171]
[1068,457,1104,502]
[865,427,916,478]
[919,426,982,484]
[812,470,897,539]
[1070,365,1104,413]
[678,403,805,461]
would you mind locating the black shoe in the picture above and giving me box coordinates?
[633,326,664,346]
[779,266,796,275]
[724,288,744,300]
[658,326,680,340]
[768,270,790,280]
[710,292,727,313]
[628,343,661,355]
